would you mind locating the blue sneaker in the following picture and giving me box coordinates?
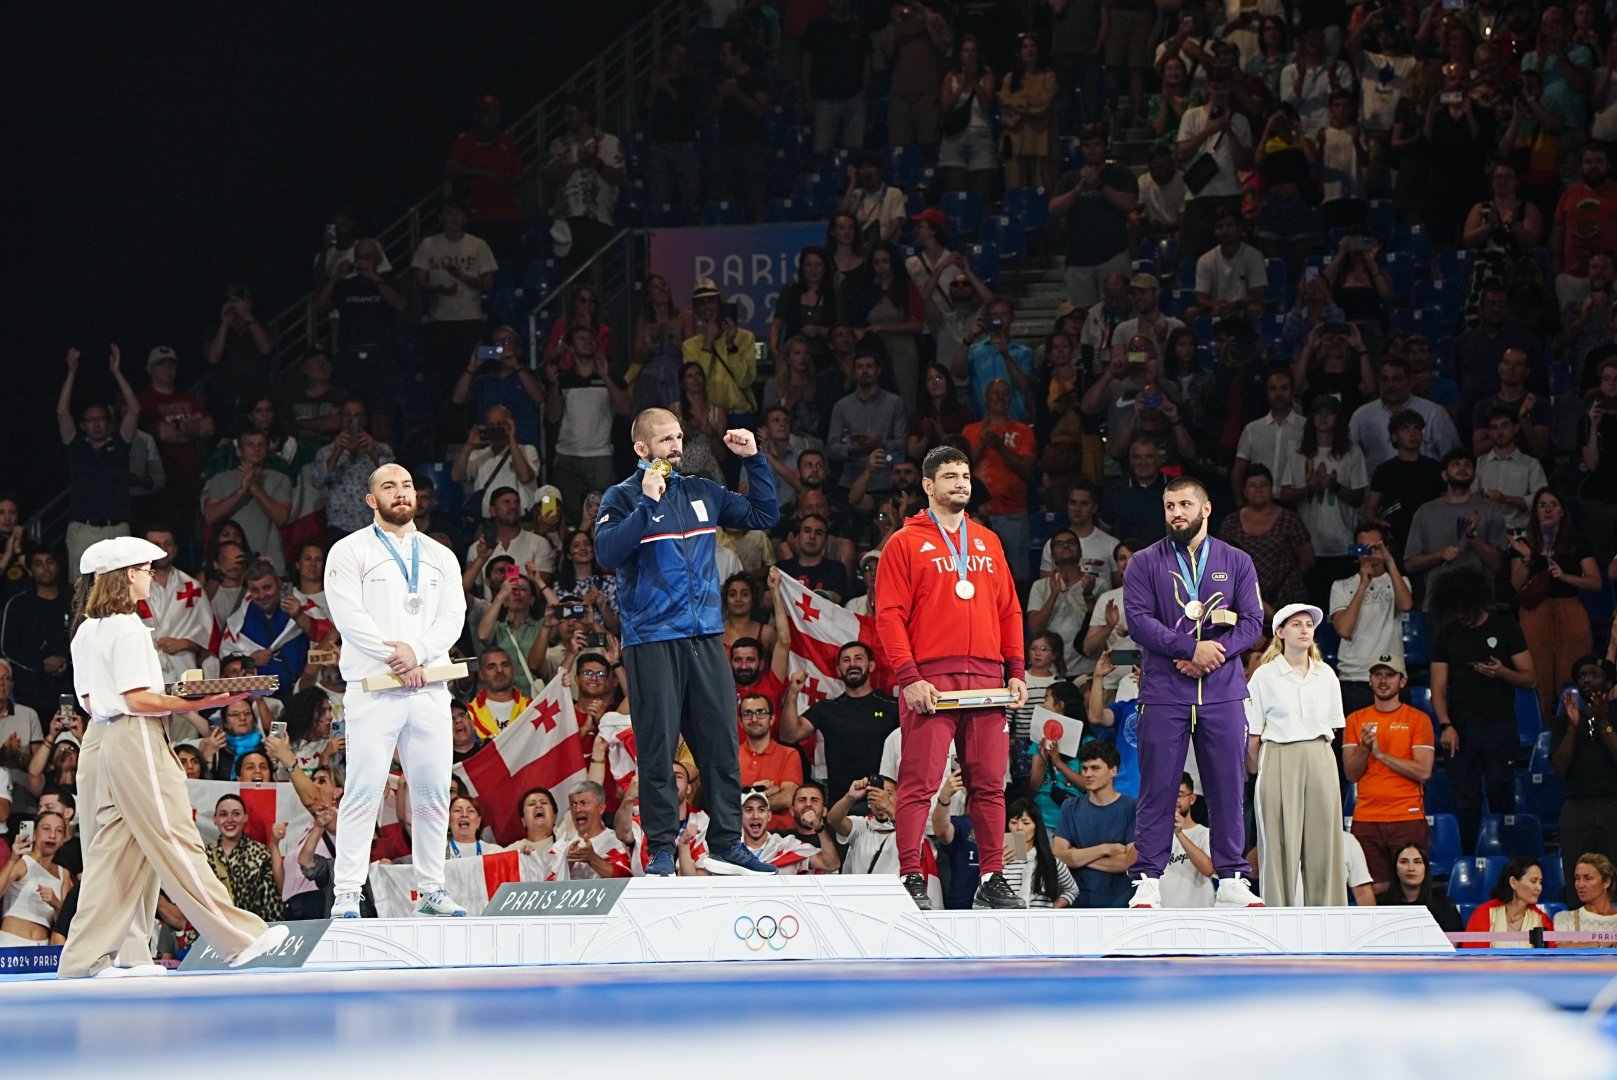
[699,840,778,876]
[645,849,677,877]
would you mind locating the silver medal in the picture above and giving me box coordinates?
[1184,599,1204,621]
[403,593,423,615]
[955,580,976,600]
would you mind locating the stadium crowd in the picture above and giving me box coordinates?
[6,0,1617,955]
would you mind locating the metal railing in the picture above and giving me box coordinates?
[27,0,690,545]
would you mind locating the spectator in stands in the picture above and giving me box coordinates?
[313,209,392,284]
[1135,147,1188,241]
[827,349,908,495]
[478,574,544,696]
[1351,357,1461,473]
[1254,104,1320,269]
[203,284,274,431]
[0,661,41,828]
[738,692,802,832]
[1361,410,1442,554]
[999,798,1079,907]
[643,41,703,224]
[1382,843,1463,931]
[1245,14,1293,95]
[277,348,347,444]
[840,158,905,253]
[962,378,1035,581]
[1519,6,1593,153]
[628,275,694,415]
[1161,773,1216,907]
[1038,483,1118,588]
[1465,163,1546,326]
[1551,658,1617,907]
[2,550,71,723]
[1101,439,1168,544]
[0,809,72,945]
[1509,490,1600,721]
[710,36,770,223]
[412,198,497,390]
[1471,348,1551,459]
[56,345,140,574]
[1233,368,1306,503]
[543,287,614,372]
[0,497,25,598]
[1462,854,1549,947]
[453,405,541,519]
[567,780,630,879]
[1346,10,1415,196]
[1076,275,1131,362]
[827,773,900,876]
[1219,465,1313,609]
[1150,55,1203,151]
[773,246,837,372]
[233,560,310,692]
[205,794,283,923]
[1320,233,1392,335]
[446,94,523,263]
[1028,529,1094,677]
[1556,853,1617,938]
[861,245,926,405]
[1280,396,1368,598]
[466,648,530,739]
[1113,274,1186,362]
[908,362,970,462]
[1552,143,1617,308]
[1177,71,1253,261]
[138,345,214,520]
[1344,655,1434,893]
[544,94,627,265]
[683,279,758,429]
[802,0,871,154]
[777,515,850,603]
[999,34,1058,191]
[447,795,504,858]
[312,238,406,444]
[1282,29,1352,137]
[780,644,898,800]
[452,325,544,449]
[883,1,950,165]
[1052,739,1136,908]
[205,542,248,625]
[954,295,1036,421]
[938,33,998,200]
[1452,287,1544,425]
[1429,568,1534,854]
[730,629,790,718]
[1404,448,1507,605]
[1049,0,1105,133]
[1193,206,1267,322]
[545,325,631,512]
[1577,361,1617,566]
[1051,124,1139,310]
[1315,90,1368,231]
[1291,320,1373,417]
[1421,63,1496,249]
[1474,408,1545,533]
[1330,526,1415,715]
[311,400,394,546]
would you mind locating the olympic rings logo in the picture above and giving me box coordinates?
[733,912,801,952]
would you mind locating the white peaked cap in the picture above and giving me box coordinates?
[79,536,168,576]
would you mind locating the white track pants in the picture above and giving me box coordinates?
[333,684,452,897]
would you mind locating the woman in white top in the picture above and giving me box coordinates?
[0,810,73,943]
[1554,853,1617,947]
[511,787,571,883]
[1246,603,1346,906]
[446,795,506,859]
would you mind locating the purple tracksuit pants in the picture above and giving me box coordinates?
[1129,698,1251,881]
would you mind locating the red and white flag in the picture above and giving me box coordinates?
[184,779,310,852]
[597,709,638,787]
[371,849,529,917]
[776,573,895,712]
[750,832,819,874]
[291,588,335,643]
[220,599,305,655]
[141,568,219,682]
[455,672,586,845]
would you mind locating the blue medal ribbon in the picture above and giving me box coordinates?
[373,525,420,594]
[927,510,971,594]
[1173,540,1208,608]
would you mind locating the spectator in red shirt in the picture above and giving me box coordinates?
[730,634,788,720]
[1553,143,1617,309]
[963,379,1037,582]
[446,94,524,263]
[738,692,804,831]
[138,345,214,523]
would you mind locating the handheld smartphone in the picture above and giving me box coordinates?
[1439,91,1463,105]
[504,564,521,582]
[1442,0,1463,9]
[16,820,33,849]
[1141,392,1165,409]
[561,603,587,621]
[270,720,288,742]
[58,693,76,718]
[479,424,503,442]
[481,522,498,549]
[754,341,768,363]
[324,223,337,242]
[345,416,361,438]
[1346,235,1373,253]
[583,631,608,649]
[476,344,504,361]
[1348,543,1375,557]
[719,301,739,324]
[986,317,1005,332]
[1127,349,1148,366]
[1322,321,1352,337]
[1004,831,1029,861]
[1110,648,1142,666]
[884,451,898,464]
[867,773,887,789]
[1301,266,1321,284]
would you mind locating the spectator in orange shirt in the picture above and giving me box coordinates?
[1553,143,1617,309]
[738,692,804,832]
[447,94,524,263]
[1343,653,1435,896]
[962,379,1037,582]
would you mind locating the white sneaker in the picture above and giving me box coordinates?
[1128,876,1162,909]
[228,924,290,968]
[93,963,169,979]
[415,888,468,917]
[1215,875,1265,907]
[332,890,363,919]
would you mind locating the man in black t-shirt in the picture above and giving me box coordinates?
[1049,124,1139,309]
[1366,409,1445,556]
[315,239,407,444]
[712,34,770,222]
[643,41,703,222]
[778,643,899,801]
[802,0,872,154]
[1551,656,1617,906]
[776,514,851,603]
[1429,571,1536,853]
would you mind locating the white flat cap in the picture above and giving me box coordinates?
[79,536,168,576]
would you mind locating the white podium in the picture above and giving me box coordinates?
[300,877,1451,970]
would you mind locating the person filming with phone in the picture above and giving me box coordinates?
[682,279,759,433]
[311,400,395,546]
[452,404,540,518]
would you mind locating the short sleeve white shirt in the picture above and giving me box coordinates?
[1161,822,1215,907]
[1327,573,1410,682]
[1244,655,1345,743]
[1195,242,1268,302]
[840,815,900,876]
[71,614,164,722]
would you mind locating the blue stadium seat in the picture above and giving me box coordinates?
[978,215,1026,260]
[967,241,1000,285]
[1424,765,1455,814]
[1167,288,1196,319]
[1001,186,1050,231]
[883,144,922,189]
[820,147,856,178]
[1343,784,1356,817]
[764,198,801,222]
[1476,813,1545,858]
[1407,684,1434,720]
[1456,902,1477,927]
[1446,856,1507,904]
[1391,223,1430,264]
[1392,305,1443,337]
[1264,256,1286,290]
[1155,236,1181,270]
[1428,813,1461,871]
[1315,620,1340,665]
[1192,315,1214,345]
[523,257,559,299]
[1366,199,1396,237]
[905,188,929,217]
[1528,729,1554,775]
[1437,247,1477,282]
[1530,246,1553,280]
[1542,901,1567,920]
[1431,277,1465,328]
[1059,135,1082,168]
[701,200,746,226]
[1402,612,1430,666]
[940,190,984,239]
[790,172,826,208]
[1382,252,1415,300]
[767,150,802,198]
[415,461,464,514]
[398,372,439,422]
[765,105,792,146]
[1541,857,1565,903]
[1516,688,1542,747]
[645,202,685,228]
[1515,769,1565,822]
[614,181,645,227]
[1176,259,1198,290]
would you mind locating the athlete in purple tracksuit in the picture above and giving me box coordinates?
[1121,476,1266,908]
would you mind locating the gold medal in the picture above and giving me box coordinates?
[649,458,674,478]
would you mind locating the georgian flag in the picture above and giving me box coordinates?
[776,573,895,713]
[141,568,219,682]
[749,831,819,874]
[597,709,638,787]
[184,779,310,853]
[455,672,587,845]
[629,810,708,876]
[371,850,530,917]
[291,588,335,644]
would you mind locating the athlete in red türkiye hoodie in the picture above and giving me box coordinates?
[873,448,1026,910]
